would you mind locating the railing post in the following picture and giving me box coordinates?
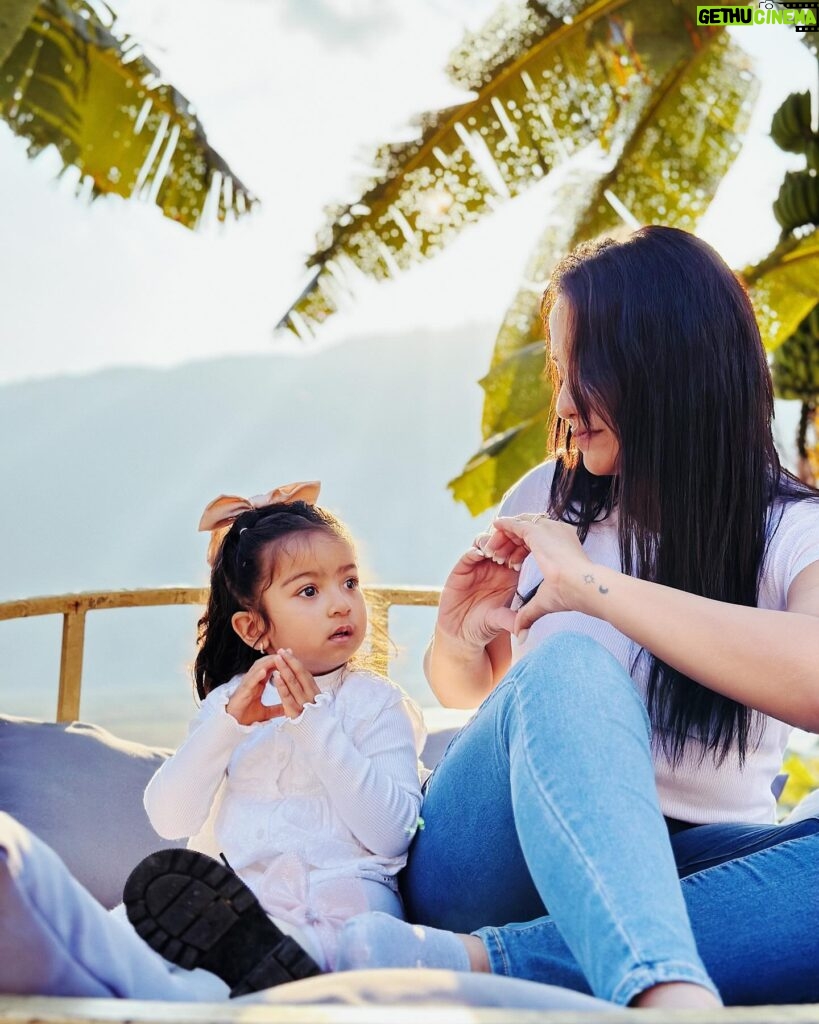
[57,609,86,721]
[368,600,390,678]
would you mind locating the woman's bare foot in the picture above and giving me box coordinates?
[632,982,722,1009]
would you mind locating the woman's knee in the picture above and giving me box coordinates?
[512,633,632,694]
[508,633,650,727]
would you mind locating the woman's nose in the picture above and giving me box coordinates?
[555,380,575,422]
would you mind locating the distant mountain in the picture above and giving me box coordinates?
[0,327,803,746]
[0,326,499,744]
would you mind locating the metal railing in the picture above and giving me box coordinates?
[0,585,441,721]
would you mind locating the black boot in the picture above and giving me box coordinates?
[123,848,322,997]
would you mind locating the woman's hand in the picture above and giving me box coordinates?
[268,649,321,720]
[488,515,594,632]
[226,655,287,725]
[436,542,520,650]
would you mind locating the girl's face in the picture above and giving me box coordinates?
[256,531,367,675]
[549,296,620,477]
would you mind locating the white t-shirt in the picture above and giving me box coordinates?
[144,666,427,928]
[499,461,819,824]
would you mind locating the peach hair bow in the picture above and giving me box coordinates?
[198,481,321,565]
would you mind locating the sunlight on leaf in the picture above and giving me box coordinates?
[0,0,256,228]
[277,0,720,337]
[0,0,40,69]
[743,229,819,353]
[449,409,551,514]
[451,26,757,513]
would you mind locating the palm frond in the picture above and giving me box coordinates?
[743,228,819,353]
[0,0,40,68]
[449,29,757,514]
[0,0,256,228]
[278,0,727,338]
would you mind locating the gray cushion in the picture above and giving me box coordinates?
[0,713,460,911]
[420,726,459,771]
[0,714,175,909]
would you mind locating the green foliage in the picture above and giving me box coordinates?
[270,0,818,514]
[0,0,256,228]
[762,87,819,421]
[0,0,40,68]
[450,26,756,513]
[279,0,741,338]
[742,231,819,358]
[779,752,819,816]
[772,306,819,401]
[774,170,819,233]
[770,89,819,170]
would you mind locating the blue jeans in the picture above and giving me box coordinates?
[401,633,819,1005]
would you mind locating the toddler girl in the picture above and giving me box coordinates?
[124,482,426,990]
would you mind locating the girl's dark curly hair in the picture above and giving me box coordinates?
[194,501,351,698]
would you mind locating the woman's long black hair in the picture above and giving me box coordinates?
[542,226,818,765]
[194,502,350,699]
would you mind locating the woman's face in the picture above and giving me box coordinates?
[549,296,620,477]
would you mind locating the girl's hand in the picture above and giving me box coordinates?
[436,542,519,650]
[226,655,287,725]
[489,515,594,632]
[269,649,321,720]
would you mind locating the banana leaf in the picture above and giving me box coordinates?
[449,26,756,514]
[278,0,731,338]
[743,228,819,353]
[0,0,256,228]
[0,0,40,68]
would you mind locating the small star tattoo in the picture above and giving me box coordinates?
[599,585,609,594]
[583,573,595,583]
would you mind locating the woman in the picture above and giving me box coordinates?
[335,227,819,1007]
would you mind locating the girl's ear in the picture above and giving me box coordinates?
[231,610,261,647]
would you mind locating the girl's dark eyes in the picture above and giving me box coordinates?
[345,577,359,590]
[299,585,318,598]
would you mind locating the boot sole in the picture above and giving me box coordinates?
[123,848,322,996]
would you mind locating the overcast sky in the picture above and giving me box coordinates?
[0,0,815,384]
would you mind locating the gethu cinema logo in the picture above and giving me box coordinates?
[696,4,818,26]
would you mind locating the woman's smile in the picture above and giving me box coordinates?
[572,428,602,447]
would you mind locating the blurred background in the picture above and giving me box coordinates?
[0,0,817,807]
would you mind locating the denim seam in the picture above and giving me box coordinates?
[479,927,511,977]
[478,919,552,980]
[611,960,720,1006]
[512,681,648,972]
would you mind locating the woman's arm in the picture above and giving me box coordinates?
[492,516,819,731]
[423,546,517,708]
[566,561,819,730]
[424,629,511,708]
